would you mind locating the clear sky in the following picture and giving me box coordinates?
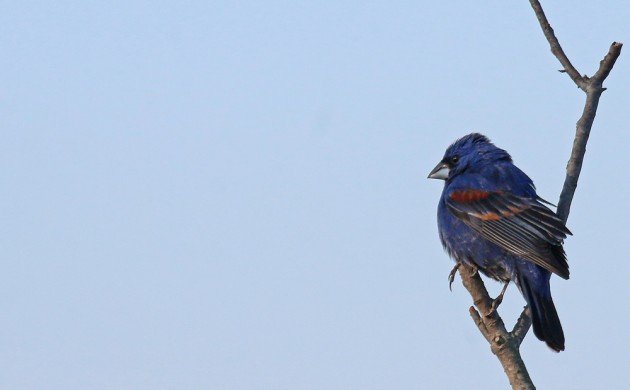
[1,1,628,389]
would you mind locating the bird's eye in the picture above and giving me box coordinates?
[451,155,459,164]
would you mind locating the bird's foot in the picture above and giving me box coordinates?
[469,263,479,277]
[448,263,461,291]
[486,281,509,316]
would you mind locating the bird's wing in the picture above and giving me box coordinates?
[445,189,572,279]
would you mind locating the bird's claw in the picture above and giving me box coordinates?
[486,282,509,316]
[487,296,503,316]
[448,263,461,291]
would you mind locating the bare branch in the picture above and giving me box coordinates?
[592,42,623,84]
[512,307,533,346]
[549,50,622,223]
[529,0,587,90]
[529,0,622,223]
[556,90,600,222]
[469,306,491,342]
[458,264,535,389]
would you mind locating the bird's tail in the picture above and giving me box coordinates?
[518,272,565,352]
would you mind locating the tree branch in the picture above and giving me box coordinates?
[591,42,623,84]
[458,265,535,389]
[529,0,622,223]
[453,2,622,389]
[512,307,532,346]
[555,40,622,223]
[528,0,587,90]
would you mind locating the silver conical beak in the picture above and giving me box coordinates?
[428,162,449,180]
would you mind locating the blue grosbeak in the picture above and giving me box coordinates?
[428,133,570,352]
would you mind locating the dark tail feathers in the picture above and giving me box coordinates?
[519,274,565,352]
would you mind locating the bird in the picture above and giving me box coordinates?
[428,133,571,352]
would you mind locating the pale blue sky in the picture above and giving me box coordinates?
[1,1,628,389]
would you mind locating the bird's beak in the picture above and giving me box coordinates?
[428,161,449,180]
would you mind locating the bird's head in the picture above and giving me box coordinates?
[427,133,511,181]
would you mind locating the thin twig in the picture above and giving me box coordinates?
[469,306,490,342]
[512,307,532,346]
[592,42,623,84]
[528,0,586,90]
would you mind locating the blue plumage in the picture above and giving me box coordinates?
[429,133,570,352]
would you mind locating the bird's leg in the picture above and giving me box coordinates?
[469,263,479,277]
[448,263,461,291]
[487,281,509,316]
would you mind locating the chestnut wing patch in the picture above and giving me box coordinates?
[447,190,571,279]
